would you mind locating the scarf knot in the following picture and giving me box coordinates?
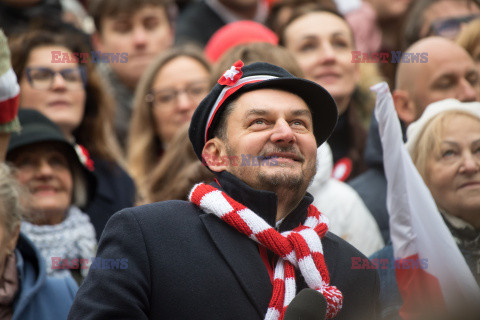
[189,183,343,319]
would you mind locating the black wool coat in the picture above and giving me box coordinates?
[69,171,379,319]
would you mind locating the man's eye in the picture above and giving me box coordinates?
[291,120,306,127]
[250,119,266,126]
[113,22,131,33]
[144,18,159,30]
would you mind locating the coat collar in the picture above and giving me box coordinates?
[212,171,314,231]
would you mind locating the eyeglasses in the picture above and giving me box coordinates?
[428,14,480,39]
[145,80,211,108]
[25,66,87,90]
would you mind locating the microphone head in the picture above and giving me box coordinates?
[284,288,328,320]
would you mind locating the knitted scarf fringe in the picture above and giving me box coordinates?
[189,183,343,319]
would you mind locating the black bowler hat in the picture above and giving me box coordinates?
[189,60,338,161]
[6,109,97,210]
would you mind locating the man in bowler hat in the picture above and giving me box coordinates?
[68,61,379,319]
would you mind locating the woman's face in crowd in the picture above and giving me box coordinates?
[150,56,210,145]
[11,142,73,225]
[283,12,359,114]
[19,46,86,138]
[425,114,480,227]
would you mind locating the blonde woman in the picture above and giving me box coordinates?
[127,45,211,199]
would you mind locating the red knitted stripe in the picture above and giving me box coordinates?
[287,232,311,261]
[0,95,19,124]
[255,228,292,257]
[223,211,254,236]
[314,223,328,237]
[269,278,285,311]
[311,252,330,284]
[190,184,215,205]
[284,262,296,279]
[307,205,320,219]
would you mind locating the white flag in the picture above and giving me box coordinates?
[371,82,480,316]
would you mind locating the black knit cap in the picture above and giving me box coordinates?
[6,109,97,210]
[189,61,338,160]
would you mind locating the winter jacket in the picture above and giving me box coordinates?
[12,233,78,320]
[308,143,384,256]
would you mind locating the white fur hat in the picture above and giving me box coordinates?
[405,99,480,154]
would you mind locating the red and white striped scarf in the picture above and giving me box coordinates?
[189,183,343,319]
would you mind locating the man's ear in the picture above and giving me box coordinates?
[202,138,228,173]
[392,89,416,126]
[91,32,104,51]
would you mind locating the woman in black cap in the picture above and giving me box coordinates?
[6,109,97,284]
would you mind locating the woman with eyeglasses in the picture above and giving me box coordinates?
[9,25,136,240]
[127,45,211,200]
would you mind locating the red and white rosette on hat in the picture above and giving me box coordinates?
[205,60,279,143]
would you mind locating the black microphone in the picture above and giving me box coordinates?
[283,288,327,320]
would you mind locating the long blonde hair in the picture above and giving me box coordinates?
[127,45,210,192]
[140,124,214,204]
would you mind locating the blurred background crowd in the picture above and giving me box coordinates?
[0,0,479,319]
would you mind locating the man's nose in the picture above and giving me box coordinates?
[457,78,479,102]
[270,119,296,145]
[132,26,148,47]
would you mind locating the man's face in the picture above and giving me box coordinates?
[411,45,479,118]
[214,88,317,194]
[94,5,173,89]
[421,0,480,39]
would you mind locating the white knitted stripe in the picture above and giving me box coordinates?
[284,277,296,307]
[265,307,280,320]
[299,228,323,255]
[303,215,319,228]
[298,255,322,289]
[318,213,329,226]
[199,190,233,218]
[283,250,298,267]
[0,68,20,101]
[237,208,271,235]
[273,259,285,280]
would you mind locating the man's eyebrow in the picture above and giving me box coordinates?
[244,108,312,117]
[244,109,269,117]
[291,109,312,118]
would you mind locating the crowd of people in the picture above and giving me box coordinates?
[0,0,479,319]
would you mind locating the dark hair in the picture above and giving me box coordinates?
[277,3,344,46]
[403,0,480,49]
[9,25,123,163]
[266,0,337,34]
[89,0,177,33]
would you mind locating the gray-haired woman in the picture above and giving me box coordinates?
[0,163,78,320]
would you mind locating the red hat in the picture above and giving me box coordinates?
[204,21,278,63]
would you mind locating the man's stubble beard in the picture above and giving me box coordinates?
[224,142,317,194]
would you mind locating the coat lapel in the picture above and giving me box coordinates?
[200,214,272,318]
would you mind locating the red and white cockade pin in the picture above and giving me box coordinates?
[217,60,244,86]
[75,144,95,171]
